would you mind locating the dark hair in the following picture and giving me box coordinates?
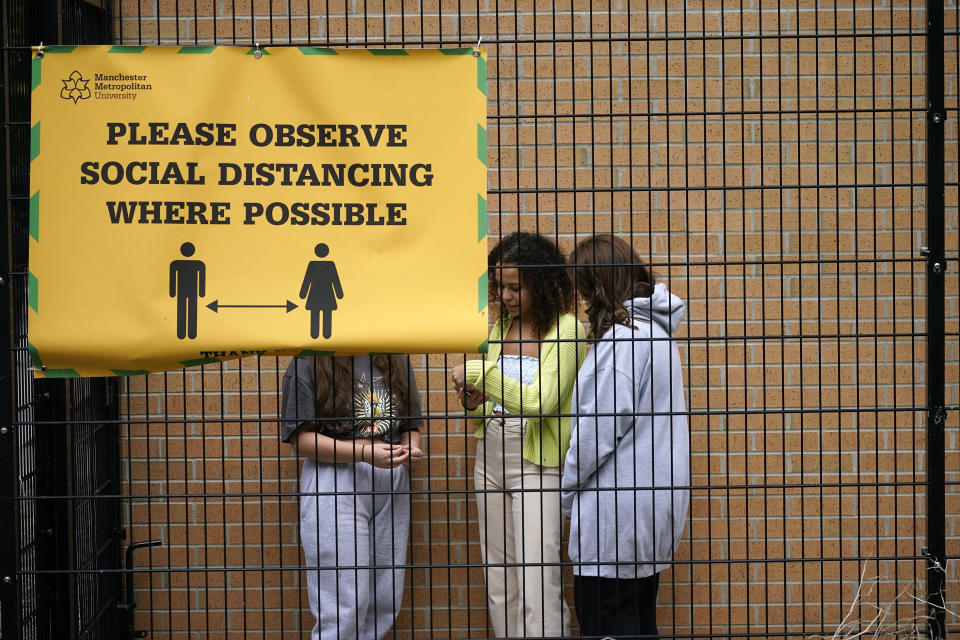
[313,355,411,420]
[488,232,574,338]
[568,235,654,339]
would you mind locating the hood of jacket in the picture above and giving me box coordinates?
[624,282,685,335]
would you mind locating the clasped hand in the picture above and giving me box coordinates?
[362,441,423,469]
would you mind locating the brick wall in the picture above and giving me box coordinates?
[115,1,960,638]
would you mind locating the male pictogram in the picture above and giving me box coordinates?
[299,243,343,339]
[170,242,206,339]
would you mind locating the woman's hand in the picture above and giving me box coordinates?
[459,385,487,410]
[401,431,424,469]
[451,364,466,390]
[406,444,424,467]
[453,363,488,409]
[358,441,409,468]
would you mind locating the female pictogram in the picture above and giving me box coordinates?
[299,243,343,339]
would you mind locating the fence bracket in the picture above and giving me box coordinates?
[117,539,163,640]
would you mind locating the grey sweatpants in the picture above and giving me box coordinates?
[299,457,411,640]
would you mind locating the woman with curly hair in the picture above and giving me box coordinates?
[562,235,689,639]
[452,232,587,638]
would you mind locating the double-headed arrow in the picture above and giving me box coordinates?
[206,299,298,313]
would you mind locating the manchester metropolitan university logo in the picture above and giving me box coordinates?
[60,70,91,104]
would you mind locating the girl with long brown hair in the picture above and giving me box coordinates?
[562,235,690,639]
[281,354,423,640]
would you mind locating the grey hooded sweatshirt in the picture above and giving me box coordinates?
[561,282,690,579]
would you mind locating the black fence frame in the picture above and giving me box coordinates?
[2,4,122,640]
[924,2,948,639]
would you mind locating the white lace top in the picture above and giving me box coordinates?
[492,354,540,415]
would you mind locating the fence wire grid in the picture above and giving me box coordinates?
[1,1,959,640]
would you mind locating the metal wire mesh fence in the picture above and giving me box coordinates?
[2,1,959,639]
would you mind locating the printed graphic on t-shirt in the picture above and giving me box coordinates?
[352,374,396,439]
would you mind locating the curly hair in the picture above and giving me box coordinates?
[488,232,574,337]
[568,235,654,340]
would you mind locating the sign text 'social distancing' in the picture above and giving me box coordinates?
[29,45,488,377]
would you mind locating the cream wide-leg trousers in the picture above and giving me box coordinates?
[473,417,571,638]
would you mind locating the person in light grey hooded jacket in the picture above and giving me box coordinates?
[563,235,690,639]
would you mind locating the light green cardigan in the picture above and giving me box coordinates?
[464,312,587,467]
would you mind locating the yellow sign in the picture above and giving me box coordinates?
[29,45,488,377]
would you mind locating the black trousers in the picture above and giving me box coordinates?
[573,572,661,639]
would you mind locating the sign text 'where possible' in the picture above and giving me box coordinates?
[81,121,435,227]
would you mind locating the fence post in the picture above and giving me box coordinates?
[0,272,15,640]
[0,0,19,632]
[924,1,947,640]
